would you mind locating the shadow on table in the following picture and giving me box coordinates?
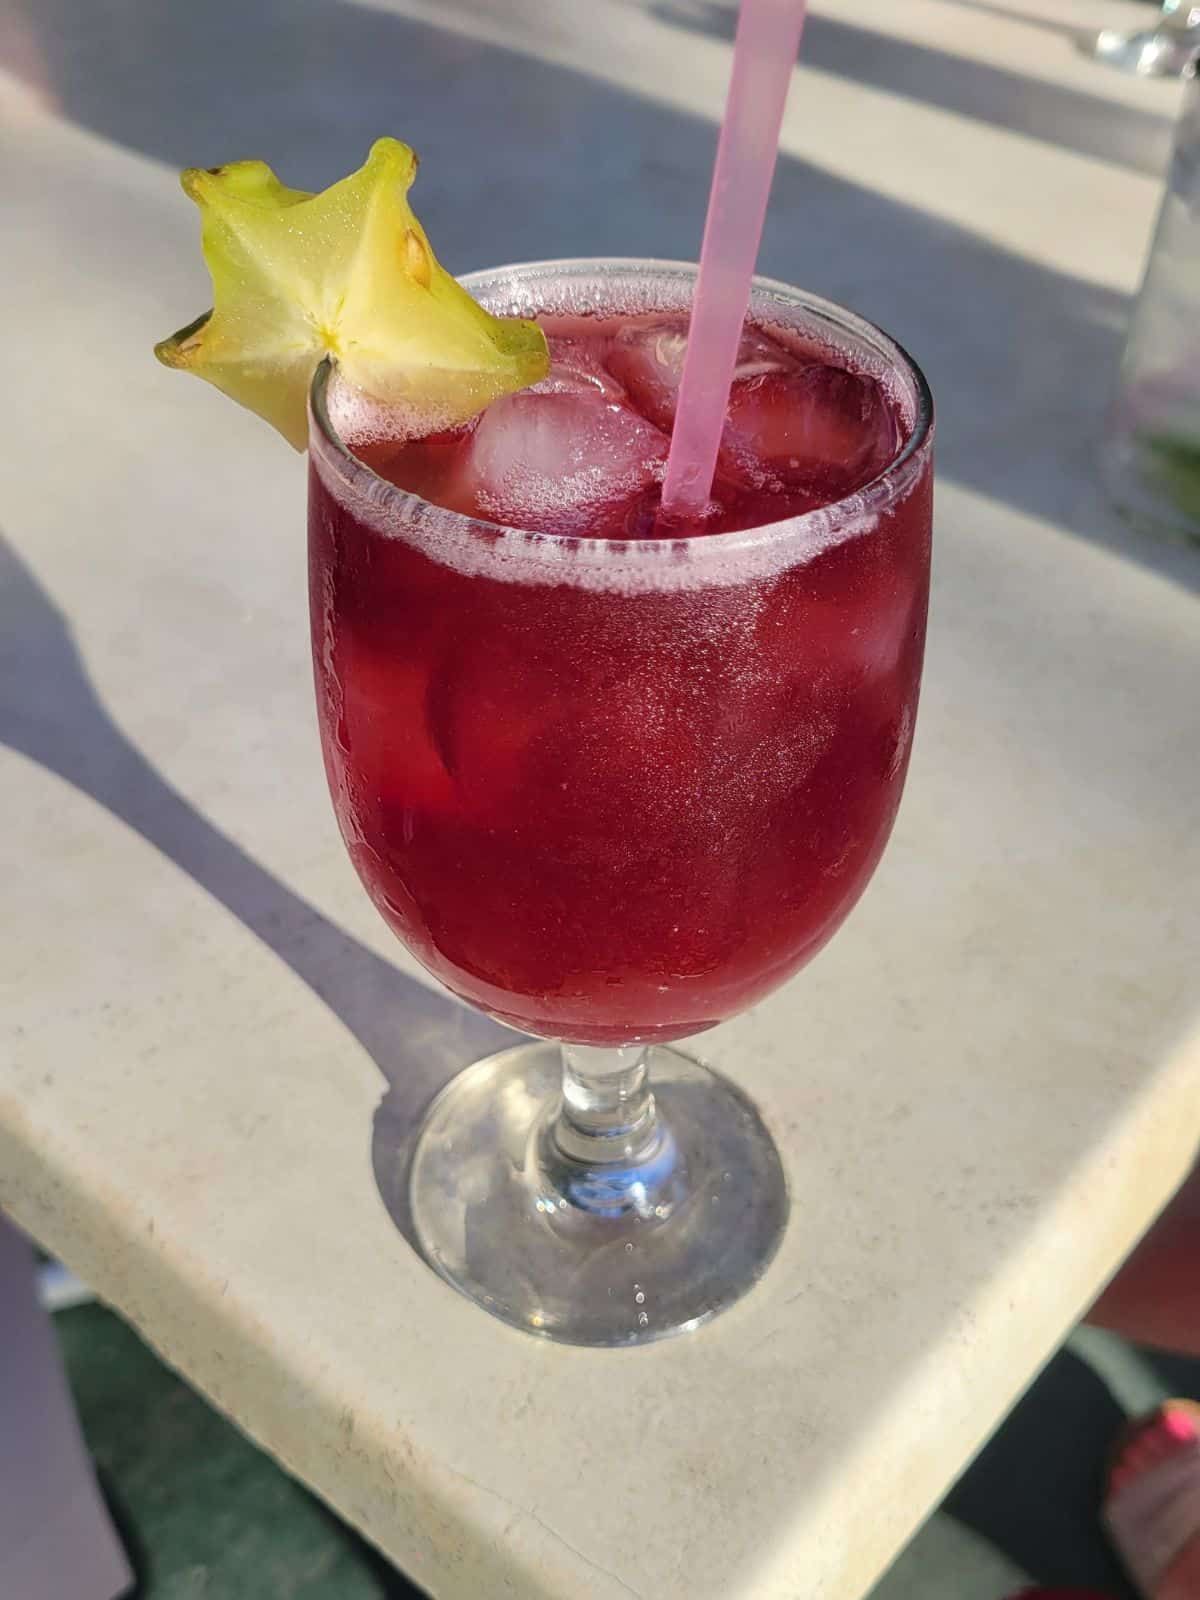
[915,0,1100,39]
[0,535,524,1263]
[636,0,1174,175]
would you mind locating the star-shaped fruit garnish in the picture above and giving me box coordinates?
[155,138,549,449]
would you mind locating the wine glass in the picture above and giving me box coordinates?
[1090,1,1200,77]
[307,261,934,1346]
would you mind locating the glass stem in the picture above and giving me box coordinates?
[554,1043,660,1168]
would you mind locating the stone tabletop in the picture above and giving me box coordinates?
[1,1,1198,1596]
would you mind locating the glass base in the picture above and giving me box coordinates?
[1089,24,1200,77]
[409,1041,788,1347]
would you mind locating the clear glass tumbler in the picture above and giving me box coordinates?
[308,261,934,1345]
[1106,70,1200,541]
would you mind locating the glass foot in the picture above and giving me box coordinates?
[409,1041,788,1346]
[1089,23,1200,77]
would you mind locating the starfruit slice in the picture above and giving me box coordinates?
[155,138,548,449]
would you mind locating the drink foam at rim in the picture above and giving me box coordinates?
[311,263,928,596]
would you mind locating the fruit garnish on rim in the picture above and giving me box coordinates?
[154,137,549,449]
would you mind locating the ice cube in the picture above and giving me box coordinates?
[606,317,799,430]
[721,363,900,494]
[605,317,688,429]
[334,630,457,817]
[450,389,668,534]
[534,333,626,402]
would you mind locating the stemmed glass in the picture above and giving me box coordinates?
[307,261,933,1346]
[1090,1,1200,77]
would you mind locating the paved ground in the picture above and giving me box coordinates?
[57,1303,1199,1599]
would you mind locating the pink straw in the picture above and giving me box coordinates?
[660,0,809,520]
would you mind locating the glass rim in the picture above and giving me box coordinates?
[309,257,934,569]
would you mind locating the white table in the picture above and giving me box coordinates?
[1,2,1198,1596]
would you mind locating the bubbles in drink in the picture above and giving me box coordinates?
[605,315,798,433]
[310,277,930,1045]
[455,389,668,535]
[532,333,626,402]
[604,316,688,429]
[606,313,899,502]
[341,310,909,557]
[334,630,456,816]
[427,626,561,812]
[721,361,900,494]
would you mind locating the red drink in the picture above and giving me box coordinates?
[310,269,932,1045]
